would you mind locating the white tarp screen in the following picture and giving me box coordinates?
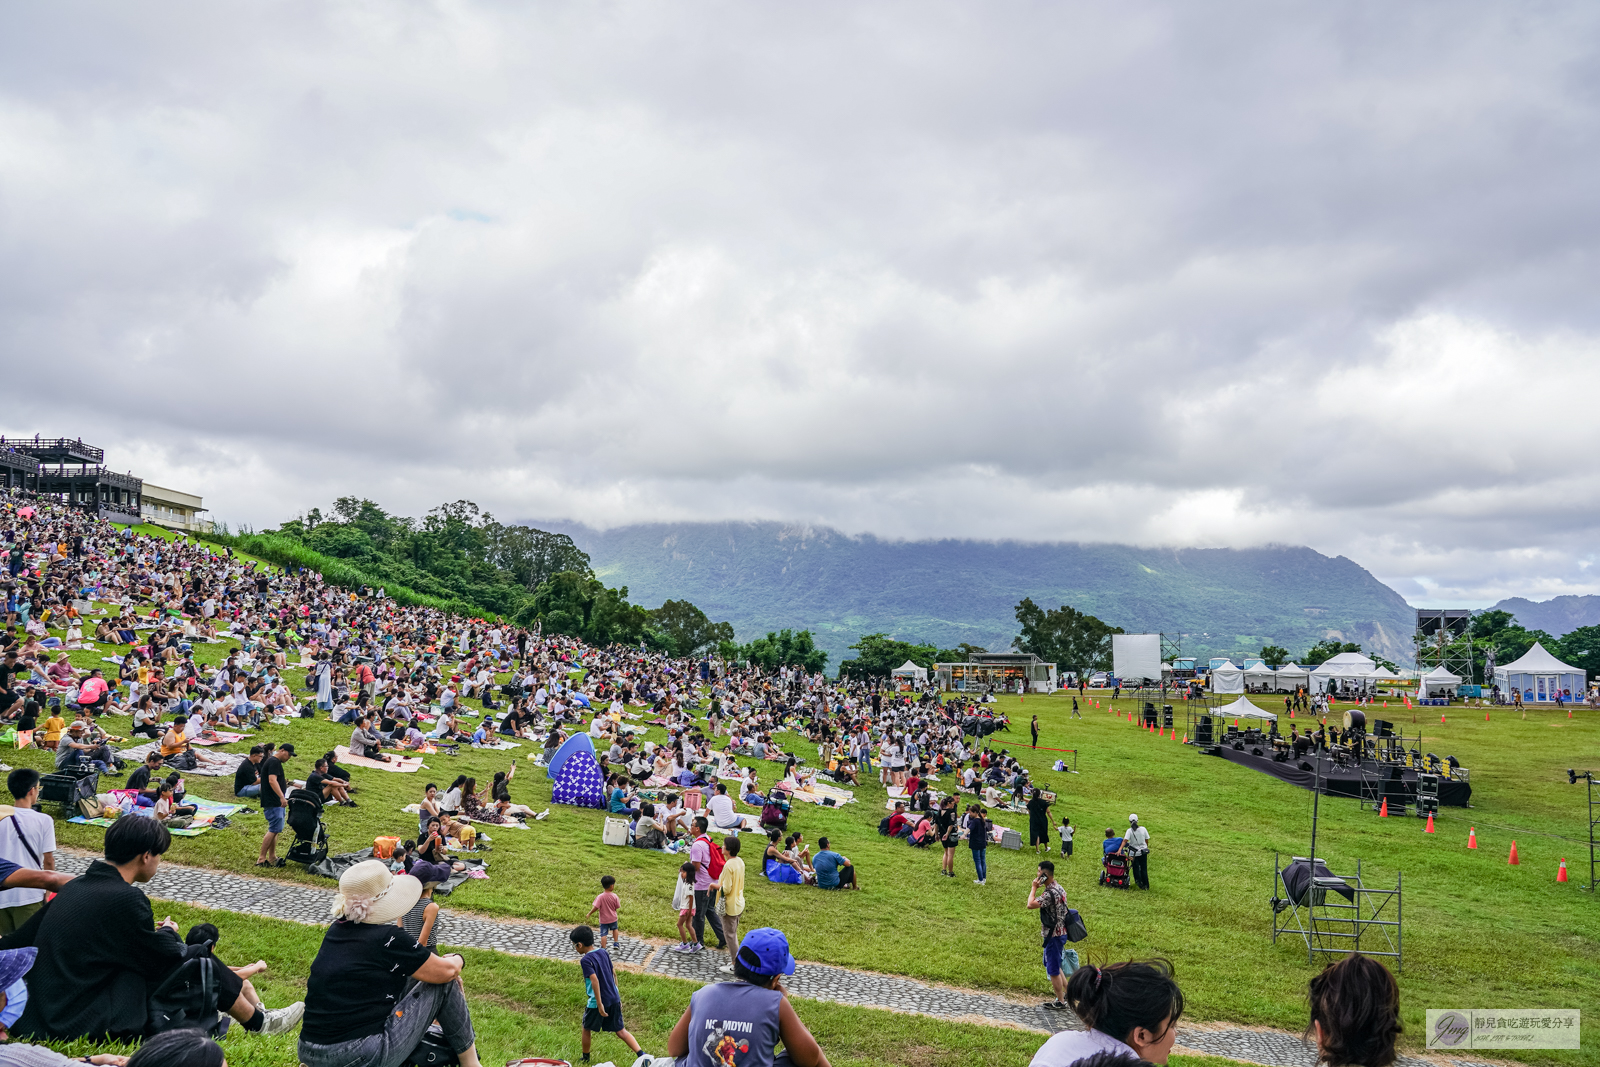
[1112,634,1163,682]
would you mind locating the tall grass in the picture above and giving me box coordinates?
[201,531,500,620]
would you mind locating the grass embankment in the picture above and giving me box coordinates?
[28,561,1598,1066]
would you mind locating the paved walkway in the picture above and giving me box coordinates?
[52,853,1488,1067]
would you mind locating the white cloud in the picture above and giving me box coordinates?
[3,1,1600,607]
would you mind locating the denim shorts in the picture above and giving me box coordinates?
[264,806,286,833]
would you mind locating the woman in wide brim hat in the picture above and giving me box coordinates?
[299,861,483,1067]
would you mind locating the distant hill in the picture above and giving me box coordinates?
[529,521,1417,671]
[1491,595,1600,637]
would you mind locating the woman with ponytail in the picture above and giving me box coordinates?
[1029,959,1184,1067]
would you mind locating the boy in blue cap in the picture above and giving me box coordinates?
[662,927,830,1067]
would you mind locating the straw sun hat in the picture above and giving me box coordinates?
[331,859,422,924]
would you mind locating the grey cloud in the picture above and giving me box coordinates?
[2,1,1599,605]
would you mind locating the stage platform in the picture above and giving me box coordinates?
[1211,745,1471,807]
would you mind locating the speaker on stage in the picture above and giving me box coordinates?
[1142,702,1157,726]
[1372,718,1394,737]
[1298,761,1313,771]
[1162,704,1174,728]
[1196,715,1214,745]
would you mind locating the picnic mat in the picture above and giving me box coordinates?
[781,778,856,806]
[68,797,243,838]
[191,732,249,747]
[306,849,488,895]
[335,745,426,772]
[116,742,245,778]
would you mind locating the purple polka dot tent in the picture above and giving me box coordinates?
[551,748,607,809]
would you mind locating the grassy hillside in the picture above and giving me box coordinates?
[534,521,1418,668]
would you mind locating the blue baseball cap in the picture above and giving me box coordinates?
[735,927,796,977]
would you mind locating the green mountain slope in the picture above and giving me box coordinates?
[534,521,1417,670]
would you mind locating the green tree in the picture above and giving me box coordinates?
[1555,624,1600,680]
[518,571,655,647]
[484,523,592,591]
[737,630,828,673]
[1258,644,1290,666]
[836,633,941,679]
[1011,598,1123,677]
[935,643,989,662]
[1301,640,1363,666]
[649,600,736,658]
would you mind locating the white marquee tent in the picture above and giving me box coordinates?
[1210,661,1245,694]
[1217,695,1278,721]
[1274,663,1310,686]
[1418,665,1462,696]
[1493,642,1586,703]
[891,660,928,686]
[1310,651,1375,693]
[1242,662,1276,686]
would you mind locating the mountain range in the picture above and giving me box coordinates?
[1491,595,1600,637]
[531,521,1419,670]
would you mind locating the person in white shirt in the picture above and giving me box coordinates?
[707,783,741,833]
[1123,814,1151,889]
[0,768,57,934]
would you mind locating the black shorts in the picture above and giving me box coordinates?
[583,1002,625,1033]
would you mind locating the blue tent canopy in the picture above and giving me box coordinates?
[546,732,597,780]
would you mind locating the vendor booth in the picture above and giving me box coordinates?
[1210,661,1245,694]
[1242,662,1276,692]
[891,660,929,691]
[1493,642,1586,703]
[1310,652,1376,696]
[1274,663,1309,691]
[1418,665,1462,698]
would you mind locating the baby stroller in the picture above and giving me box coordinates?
[285,787,329,869]
[1100,846,1131,889]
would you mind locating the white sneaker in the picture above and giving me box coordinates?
[974,879,984,884]
[259,1001,305,1036]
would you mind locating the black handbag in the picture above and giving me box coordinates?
[1065,908,1089,943]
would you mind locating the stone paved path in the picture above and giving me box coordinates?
[51,853,1483,1067]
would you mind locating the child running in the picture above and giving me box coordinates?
[585,874,622,951]
[569,925,642,1064]
[672,861,695,948]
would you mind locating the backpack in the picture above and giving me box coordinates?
[146,951,229,1038]
[877,816,892,836]
[697,835,726,880]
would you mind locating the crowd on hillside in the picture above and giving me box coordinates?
[0,488,1412,1067]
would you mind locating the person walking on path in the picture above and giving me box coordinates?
[1027,860,1076,1011]
[1125,814,1151,890]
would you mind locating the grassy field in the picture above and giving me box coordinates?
[38,899,1253,1067]
[20,538,1598,1065]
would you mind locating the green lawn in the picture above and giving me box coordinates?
[21,552,1599,1066]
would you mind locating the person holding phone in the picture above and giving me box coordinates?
[1027,860,1075,1010]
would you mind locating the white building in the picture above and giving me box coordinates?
[140,483,211,533]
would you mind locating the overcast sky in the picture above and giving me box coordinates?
[3,2,1598,607]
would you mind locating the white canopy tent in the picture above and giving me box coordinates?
[1310,652,1376,693]
[1242,662,1276,689]
[1210,661,1245,694]
[1494,642,1586,703]
[1418,665,1461,696]
[1273,662,1309,684]
[891,660,928,687]
[1216,695,1278,722]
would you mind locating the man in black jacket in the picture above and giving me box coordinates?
[3,816,303,1041]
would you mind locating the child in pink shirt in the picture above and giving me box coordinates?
[586,874,622,950]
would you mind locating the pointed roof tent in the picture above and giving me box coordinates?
[1217,695,1278,721]
[1370,666,1405,681]
[1242,662,1276,677]
[891,660,927,679]
[1498,641,1584,674]
[1211,662,1245,694]
[1320,651,1375,668]
[1273,663,1309,678]
[1313,652,1375,677]
[1422,665,1462,683]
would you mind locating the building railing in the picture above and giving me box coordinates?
[0,450,40,472]
[36,466,142,491]
[3,437,105,463]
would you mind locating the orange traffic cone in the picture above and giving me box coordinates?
[1441,713,1447,723]
[1289,709,1294,718]
[1468,827,1478,849]
[1379,798,1389,817]
[1558,858,1569,882]
[1181,734,1187,743]
[1509,840,1520,865]
[1485,712,1490,721]
[1425,812,1435,833]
